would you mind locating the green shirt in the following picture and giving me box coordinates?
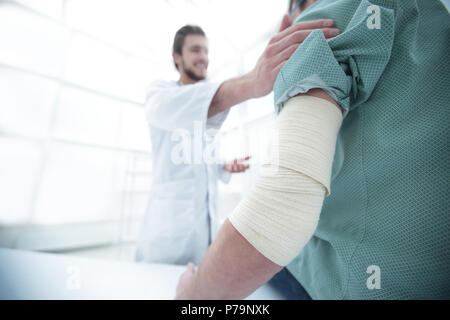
[273,0,450,299]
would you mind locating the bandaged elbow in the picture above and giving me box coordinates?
[228,95,342,266]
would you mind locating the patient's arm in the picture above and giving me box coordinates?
[176,90,342,299]
[178,219,281,300]
[305,88,342,112]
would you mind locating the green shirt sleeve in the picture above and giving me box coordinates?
[273,0,395,116]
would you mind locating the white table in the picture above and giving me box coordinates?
[0,248,283,300]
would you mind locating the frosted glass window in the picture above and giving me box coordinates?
[246,118,275,168]
[124,173,152,194]
[243,95,274,122]
[52,87,122,147]
[117,105,151,152]
[14,0,64,19]
[207,38,241,79]
[33,143,122,225]
[218,129,248,163]
[64,34,129,99]
[0,138,42,225]
[120,193,150,223]
[0,3,70,77]
[65,0,172,57]
[121,56,160,103]
[111,153,152,221]
[64,34,157,102]
[0,67,59,137]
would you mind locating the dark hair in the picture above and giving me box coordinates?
[172,25,206,70]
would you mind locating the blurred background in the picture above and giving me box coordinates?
[0,0,287,261]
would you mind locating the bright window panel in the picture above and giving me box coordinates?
[14,0,64,19]
[0,138,42,225]
[109,152,152,221]
[121,56,160,103]
[64,0,170,57]
[244,94,274,122]
[124,193,150,221]
[64,34,129,99]
[220,103,246,133]
[52,87,122,147]
[0,3,70,77]
[0,66,59,137]
[117,104,151,152]
[33,143,123,224]
[64,34,158,102]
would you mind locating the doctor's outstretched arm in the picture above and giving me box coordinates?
[175,89,343,299]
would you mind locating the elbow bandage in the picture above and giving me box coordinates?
[228,95,342,266]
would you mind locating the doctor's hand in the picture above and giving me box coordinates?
[223,156,251,173]
[175,262,197,300]
[247,13,340,98]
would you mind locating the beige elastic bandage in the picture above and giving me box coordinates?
[228,95,343,266]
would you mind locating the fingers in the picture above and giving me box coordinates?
[235,155,251,163]
[270,19,335,45]
[270,27,340,58]
[272,61,287,80]
[231,165,249,172]
[274,42,303,63]
[273,62,285,77]
[278,13,292,32]
[265,19,340,68]
[322,28,341,38]
[225,156,251,173]
[266,27,340,71]
[186,262,196,273]
[295,18,335,30]
[231,163,250,172]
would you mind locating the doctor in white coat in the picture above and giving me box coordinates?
[135,25,251,265]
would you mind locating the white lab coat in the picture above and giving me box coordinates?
[135,80,230,265]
